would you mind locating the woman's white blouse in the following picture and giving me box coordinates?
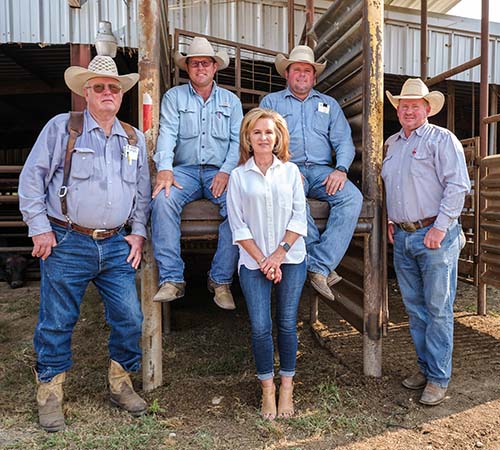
[227,156,307,270]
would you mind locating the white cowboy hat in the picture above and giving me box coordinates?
[64,55,139,97]
[386,78,445,117]
[275,45,326,78]
[174,36,229,71]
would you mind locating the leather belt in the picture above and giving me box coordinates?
[48,216,123,240]
[395,216,437,233]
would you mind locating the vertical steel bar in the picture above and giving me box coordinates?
[420,0,428,80]
[305,0,314,48]
[447,82,455,133]
[478,0,489,315]
[70,44,90,111]
[138,0,163,391]
[489,85,498,155]
[362,0,384,377]
[288,0,295,53]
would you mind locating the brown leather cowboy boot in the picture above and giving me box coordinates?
[36,372,66,432]
[108,360,147,416]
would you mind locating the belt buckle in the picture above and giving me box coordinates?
[92,229,107,240]
[400,222,417,233]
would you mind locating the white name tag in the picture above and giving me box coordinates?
[318,102,330,114]
[123,145,139,164]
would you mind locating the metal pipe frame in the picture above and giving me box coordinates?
[420,0,428,80]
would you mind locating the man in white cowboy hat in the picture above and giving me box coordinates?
[383,78,470,406]
[260,45,363,301]
[19,55,151,431]
[151,36,243,309]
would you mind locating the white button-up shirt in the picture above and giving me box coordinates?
[227,156,307,270]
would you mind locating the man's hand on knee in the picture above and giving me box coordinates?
[210,171,229,198]
[152,170,183,198]
[322,169,347,196]
[32,231,57,260]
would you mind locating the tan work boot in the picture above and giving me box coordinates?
[207,278,236,310]
[36,372,66,432]
[108,360,147,416]
[327,270,342,287]
[152,281,185,302]
[420,382,447,406]
[308,271,335,301]
[402,371,427,390]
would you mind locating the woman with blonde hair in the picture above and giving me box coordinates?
[227,108,307,420]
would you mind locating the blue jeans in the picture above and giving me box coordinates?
[151,165,238,285]
[35,224,143,382]
[297,164,363,276]
[393,221,465,388]
[239,261,307,381]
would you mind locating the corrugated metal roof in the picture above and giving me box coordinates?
[384,0,460,14]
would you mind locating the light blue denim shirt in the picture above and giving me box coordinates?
[19,110,151,237]
[154,82,243,173]
[260,87,355,169]
[382,122,471,232]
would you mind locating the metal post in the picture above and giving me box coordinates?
[362,0,384,377]
[478,0,489,315]
[70,44,90,111]
[138,0,163,391]
[420,0,428,80]
[305,0,315,48]
[288,0,295,53]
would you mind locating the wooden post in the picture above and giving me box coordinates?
[138,0,163,391]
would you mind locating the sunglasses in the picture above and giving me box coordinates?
[187,60,214,68]
[85,83,122,94]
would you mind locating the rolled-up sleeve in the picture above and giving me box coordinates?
[286,164,308,236]
[227,172,253,243]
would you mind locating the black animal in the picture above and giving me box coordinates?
[0,253,28,288]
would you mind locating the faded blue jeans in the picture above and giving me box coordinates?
[297,164,363,276]
[239,260,307,381]
[393,220,465,388]
[35,223,143,382]
[151,165,239,285]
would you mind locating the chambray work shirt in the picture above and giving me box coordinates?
[19,110,151,237]
[227,156,307,271]
[382,122,471,232]
[260,87,355,169]
[154,82,243,173]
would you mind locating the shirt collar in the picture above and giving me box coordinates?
[188,80,218,99]
[243,155,284,173]
[84,109,128,139]
[397,121,430,140]
[284,86,320,102]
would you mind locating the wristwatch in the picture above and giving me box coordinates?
[279,241,291,252]
[335,165,348,174]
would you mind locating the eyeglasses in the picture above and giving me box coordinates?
[187,60,214,68]
[85,83,122,94]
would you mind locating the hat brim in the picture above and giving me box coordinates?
[64,66,139,97]
[275,53,326,78]
[174,51,229,71]
[386,90,445,117]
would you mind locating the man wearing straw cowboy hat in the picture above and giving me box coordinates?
[383,78,470,405]
[151,37,243,309]
[261,45,363,301]
[19,54,151,431]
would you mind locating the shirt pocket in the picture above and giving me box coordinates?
[410,150,433,178]
[313,110,330,135]
[179,107,199,139]
[71,148,95,180]
[211,108,231,140]
[121,156,138,184]
[276,183,294,211]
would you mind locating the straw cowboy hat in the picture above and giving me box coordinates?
[64,55,139,97]
[174,36,229,71]
[275,45,326,78]
[386,78,445,117]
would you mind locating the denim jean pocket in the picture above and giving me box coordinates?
[52,226,71,246]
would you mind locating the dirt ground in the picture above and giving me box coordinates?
[0,269,499,450]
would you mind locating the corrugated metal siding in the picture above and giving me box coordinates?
[384,0,460,14]
[384,8,500,83]
[0,0,138,47]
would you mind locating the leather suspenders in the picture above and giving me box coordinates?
[58,111,138,220]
